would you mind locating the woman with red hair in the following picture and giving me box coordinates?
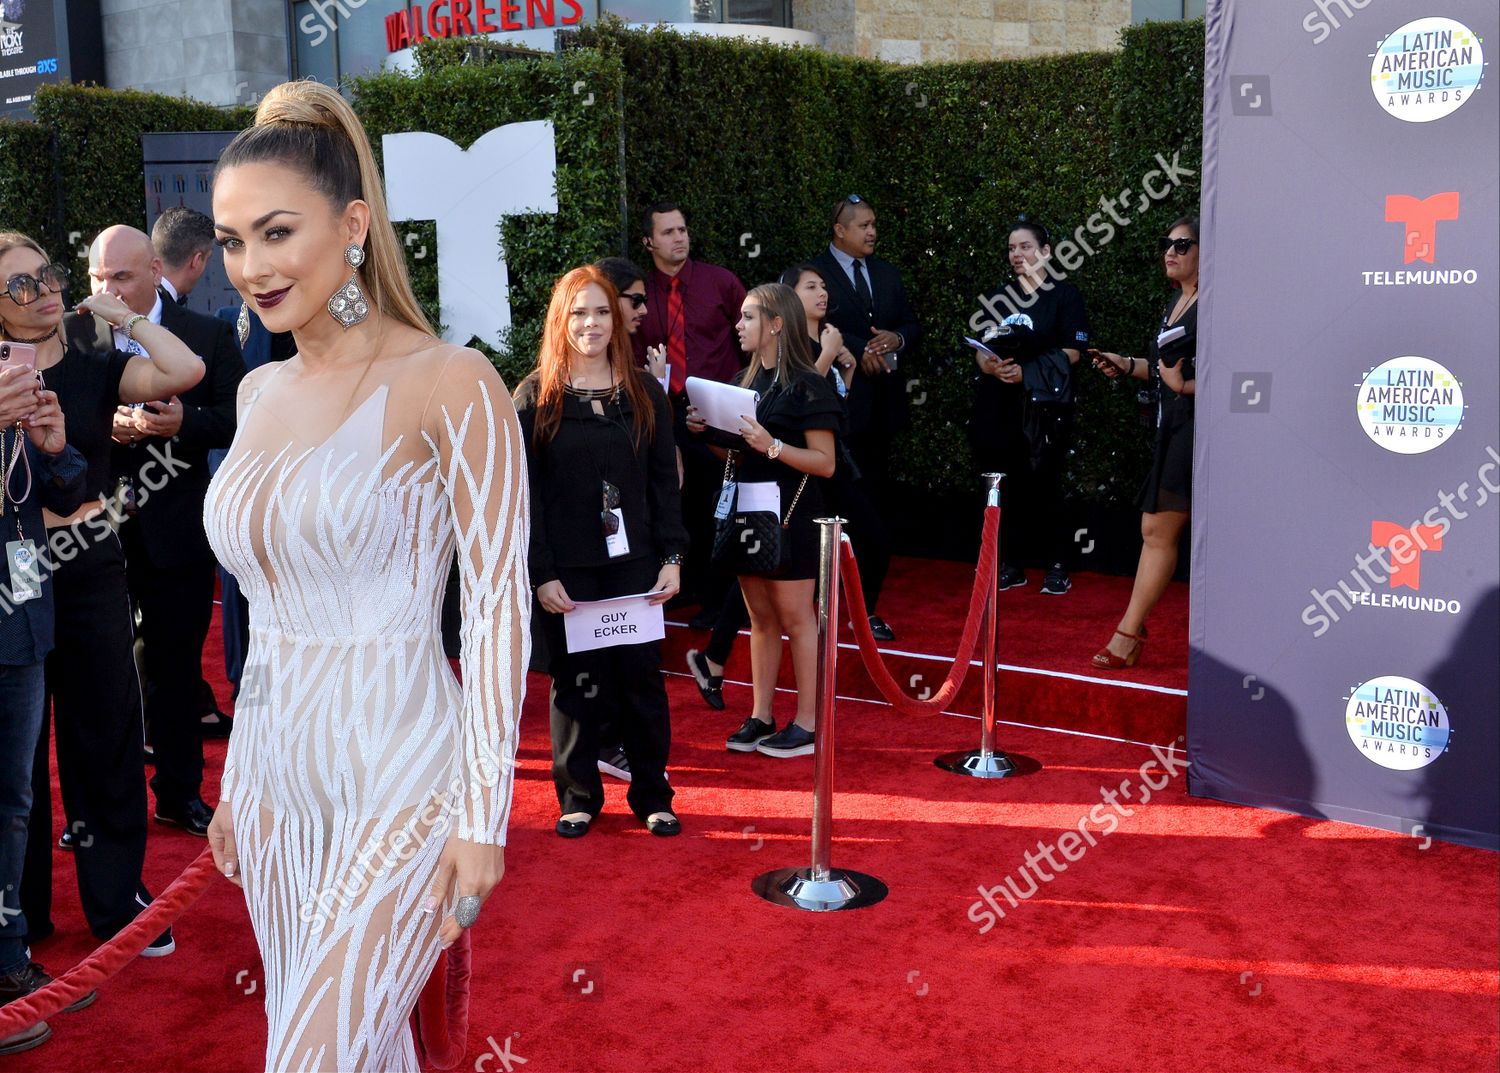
[514,265,687,838]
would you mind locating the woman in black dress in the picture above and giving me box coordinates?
[1089,215,1199,668]
[687,283,839,758]
[515,264,687,837]
[0,230,202,952]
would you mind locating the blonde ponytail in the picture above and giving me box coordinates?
[217,80,433,338]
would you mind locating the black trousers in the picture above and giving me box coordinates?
[23,529,151,941]
[977,402,1075,570]
[542,559,674,821]
[121,523,215,809]
[826,469,891,613]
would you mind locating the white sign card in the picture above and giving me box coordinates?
[563,592,666,653]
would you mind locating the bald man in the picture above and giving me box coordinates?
[94,224,244,833]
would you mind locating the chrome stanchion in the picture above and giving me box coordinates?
[752,517,888,912]
[936,473,1041,779]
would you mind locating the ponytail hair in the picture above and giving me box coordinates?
[214,80,433,337]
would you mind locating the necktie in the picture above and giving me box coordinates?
[666,276,687,394]
[852,258,874,321]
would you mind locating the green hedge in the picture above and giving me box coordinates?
[0,19,1204,508]
[22,86,254,279]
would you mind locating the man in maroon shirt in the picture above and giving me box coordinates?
[632,203,746,617]
[632,203,746,389]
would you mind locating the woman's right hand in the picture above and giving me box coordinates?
[1091,350,1127,379]
[819,323,843,360]
[685,406,708,435]
[538,580,576,614]
[208,799,242,889]
[645,344,667,382]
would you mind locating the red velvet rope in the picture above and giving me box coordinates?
[840,504,999,716]
[0,847,473,1069]
[0,848,219,1036]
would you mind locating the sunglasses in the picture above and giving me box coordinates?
[832,194,867,226]
[624,292,648,309]
[4,263,70,306]
[601,480,621,537]
[1159,237,1198,255]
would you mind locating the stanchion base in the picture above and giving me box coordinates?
[751,866,888,912]
[933,749,1042,778]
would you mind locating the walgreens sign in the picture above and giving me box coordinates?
[385,0,585,50]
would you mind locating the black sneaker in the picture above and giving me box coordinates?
[57,829,75,851]
[135,893,176,958]
[997,564,1027,591]
[200,707,234,740]
[1040,566,1072,595]
[686,649,725,711]
[726,716,776,752]
[0,961,96,1013]
[597,746,632,782]
[757,723,815,758]
[0,1019,50,1055]
[867,616,895,642]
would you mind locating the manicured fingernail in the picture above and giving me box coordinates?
[224,862,236,877]
[420,896,438,914]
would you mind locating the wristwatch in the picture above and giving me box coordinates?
[766,438,784,460]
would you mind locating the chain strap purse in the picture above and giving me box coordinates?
[710,450,809,578]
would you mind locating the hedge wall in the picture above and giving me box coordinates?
[0,18,1204,514]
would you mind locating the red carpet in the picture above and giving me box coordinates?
[11,564,1496,1073]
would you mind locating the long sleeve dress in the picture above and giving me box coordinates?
[203,343,529,1072]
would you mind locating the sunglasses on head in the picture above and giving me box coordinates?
[832,194,866,226]
[3,263,70,306]
[624,292,648,309]
[1159,237,1198,255]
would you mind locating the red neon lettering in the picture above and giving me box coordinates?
[560,0,583,23]
[525,0,552,28]
[475,0,500,33]
[452,0,475,35]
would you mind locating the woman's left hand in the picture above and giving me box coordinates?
[647,563,681,606]
[739,414,773,455]
[425,837,504,948]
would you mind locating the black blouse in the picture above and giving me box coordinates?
[731,366,842,511]
[43,341,131,503]
[1149,295,1197,431]
[514,370,687,586]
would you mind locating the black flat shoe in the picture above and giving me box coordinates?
[868,615,895,642]
[645,813,681,837]
[686,649,725,711]
[153,797,212,837]
[555,816,592,838]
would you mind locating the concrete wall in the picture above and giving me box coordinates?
[101,0,288,105]
[795,0,1131,63]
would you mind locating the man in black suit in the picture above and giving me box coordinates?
[811,196,922,637]
[151,207,215,308]
[90,225,245,837]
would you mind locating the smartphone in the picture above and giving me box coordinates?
[0,342,37,372]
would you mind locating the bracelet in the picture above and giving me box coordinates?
[660,554,684,566]
[122,314,148,341]
[1127,356,1137,376]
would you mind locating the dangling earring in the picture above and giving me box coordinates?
[775,332,784,368]
[327,243,370,329]
[236,303,251,347]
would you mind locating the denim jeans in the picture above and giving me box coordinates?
[0,660,46,974]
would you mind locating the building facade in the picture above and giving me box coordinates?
[3,0,1203,117]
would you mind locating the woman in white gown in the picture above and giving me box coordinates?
[203,82,529,1072]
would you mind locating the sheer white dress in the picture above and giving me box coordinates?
[203,344,529,1072]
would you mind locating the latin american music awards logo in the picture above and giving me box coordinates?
[1344,675,1450,770]
[1356,356,1464,454]
[1371,17,1485,123]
